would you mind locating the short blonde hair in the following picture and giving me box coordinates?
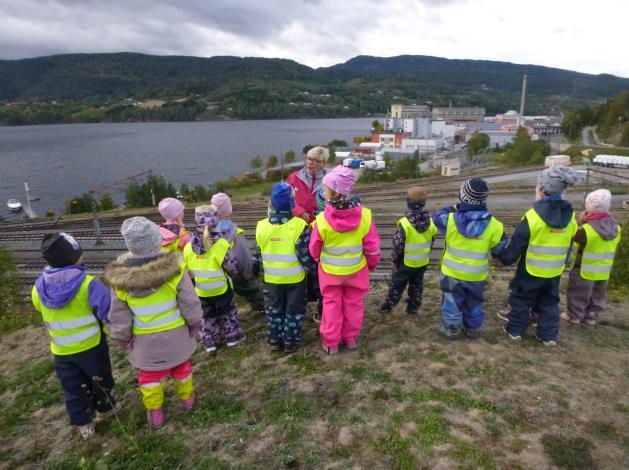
[307,146,329,162]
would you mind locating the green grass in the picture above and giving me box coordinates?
[541,434,595,470]
[0,311,40,336]
[410,387,496,412]
[343,364,391,383]
[187,392,248,428]
[287,351,323,376]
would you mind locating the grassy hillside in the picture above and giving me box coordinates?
[1,280,628,468]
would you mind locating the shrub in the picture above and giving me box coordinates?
[610,219,629,291]
[0,247,20,318]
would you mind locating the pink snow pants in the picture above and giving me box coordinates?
[318,265,370,349]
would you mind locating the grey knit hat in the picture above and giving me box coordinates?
[537,166,578,196]
[120,216,162,255]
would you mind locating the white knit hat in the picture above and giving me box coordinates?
[585,189,612,214]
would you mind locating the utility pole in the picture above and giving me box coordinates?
[90,193,103,245]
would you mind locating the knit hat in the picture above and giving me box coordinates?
[271,183,295,212]
[459,177,489,205]
[195,205,219,227]
[120,216,162,255]
[158,197,184,221]
[211,193,232,218]
[41,232,82,268]
[322,165,356,196]
[585,189,612,214]
[537,166,578,196]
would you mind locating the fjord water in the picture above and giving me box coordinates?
[0,118,372,217]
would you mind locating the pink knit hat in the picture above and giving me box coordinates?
[211,193,232,218]
[322,165,356,196]
[158,197,184,221]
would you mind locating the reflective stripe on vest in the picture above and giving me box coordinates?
[315,207,373,276]
[524,208,577,278]
[398,216,437,268]
[32,275,101,356]
[256,217,307,284]
[441,212,504,282]
[579,222,621,281]
[116,271,186,335]
[183,239,230,298]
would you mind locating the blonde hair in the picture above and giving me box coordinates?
[195,204,216,252]
[307,146,329,162]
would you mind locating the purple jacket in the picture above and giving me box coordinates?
[34,265,111,321]
[217,219,255,280]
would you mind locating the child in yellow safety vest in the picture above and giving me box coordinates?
[255,183,316,353]
[211,192,265,314]
[496,167,578,346]
[432,178,507,340]
[105,217,203,429]
[32,232,115,440]
[184,205,246,353]
[158,197,191,253]
[309,166,381,354]
[561,189,622,326]
[380,186,436,315]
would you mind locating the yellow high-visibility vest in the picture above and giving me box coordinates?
[183,239,231,297]
[256,217,307,284]
[315,207,372,276]
[398,216,437,268]
[115,271,186,335]
[577,222,621,281]
[32,275,101,355]
[524,208,577,278]
[441,212,504,282]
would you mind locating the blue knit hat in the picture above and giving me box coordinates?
[271,183,295,211]
[459,177,489,205]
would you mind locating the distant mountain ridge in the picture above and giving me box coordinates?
[1,53,628,124]
[330,55,628,96]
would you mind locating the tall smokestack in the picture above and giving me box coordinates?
[519,74,527,123]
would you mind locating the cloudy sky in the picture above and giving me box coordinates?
[1,0,627,77]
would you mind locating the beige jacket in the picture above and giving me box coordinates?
[104,251,202,371]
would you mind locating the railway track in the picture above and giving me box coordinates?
[4,165,627,294]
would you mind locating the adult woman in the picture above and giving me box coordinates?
[285,146,329,223]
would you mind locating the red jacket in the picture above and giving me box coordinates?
[286,169,324,223]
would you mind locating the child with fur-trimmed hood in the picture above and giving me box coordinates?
[104,217,202,429]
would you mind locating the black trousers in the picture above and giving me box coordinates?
[53,336,115,426]
[233,276,265,312]
[506,266,561,341]
[383,264,427,312]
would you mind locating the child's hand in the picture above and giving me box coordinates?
[188,323,202,338]
[492,258,504,268]
[118,339,133,350]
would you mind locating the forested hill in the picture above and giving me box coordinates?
[329,55,629,97]
[1,52,628,123]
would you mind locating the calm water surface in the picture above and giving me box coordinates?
[0,118,372,217]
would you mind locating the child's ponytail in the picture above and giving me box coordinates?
[202,224,213,252]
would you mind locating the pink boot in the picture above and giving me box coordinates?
[147,408,165,428]
[180,394,196,410]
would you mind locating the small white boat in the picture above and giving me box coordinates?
[7,199,22,212]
